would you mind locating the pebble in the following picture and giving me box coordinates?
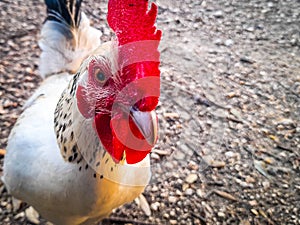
[6,203,12,213]
[14,212,25,220]
[150,202,160,211]
[196,189,205,198]
[12,197,22,212]
[168,196,177,203]
[176,189,183,196]
[187,161,199,170]
[262,181,270,189]
[251,209,259,216]
[245,176,255,183]
[151,152,160,160]
[224,39,234,46]
[163,112,179,119]
[173,150,185,160]
[185,188,194,195]
[213,10,223,18]
[170,220,177,225]
[151,186,159,192]
[225,151,235,158]
[25,207,40,224]
[137,194,151,216]
[249,200,258,206]
[182,183,189,191]
[217,212,226,218]
[185,173,198,184]
[282,184,289,189]
[259,71,267,76]
[214,38,223,45]
[163,213,170,219]
[170,210,176,217]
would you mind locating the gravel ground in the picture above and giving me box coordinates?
[0,0,299,224]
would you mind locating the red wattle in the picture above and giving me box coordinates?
[125,147,150,164]
[95,112,152,164]
[94,114,124,163]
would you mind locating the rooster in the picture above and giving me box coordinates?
[3,0,161,224]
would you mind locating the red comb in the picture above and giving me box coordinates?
[107,0,162,112]
[107,0,162,45]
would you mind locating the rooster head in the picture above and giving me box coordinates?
[75,0,161,164]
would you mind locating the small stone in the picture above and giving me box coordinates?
[224,39,234,46]
[163,213,170,219]
[187,162,199,170]
[262,181,270,189]
[230,108,242,119]
[150,202,160,211]
[168,196,177,203]
[163,112,179,119]
[138,194,151,216]
[240,56,255,64]
[251,209,259,216]
[170,210,176,217]
[185,188,194,195]
[226,92,238,98]
[214,10,223,18]
[25,207,40,224]
[14,212,25,220]
[225,151,235,158]
[1,201,7,207]
[185,173,198,184]
[217,212,226,218]
[160,191,168,198]
[210,160,226,168]
[12,197,22,212]
[173,150,185,160]
[45,222,54,225]
[214,38,222,45]
[151,152,160,160]
[170,219,177,225]
[182,183,189,191]
[196,189,205,198]
[245,26,254,32]
[175,189,183,196]
[259,71,267,76]
[6,203,12,213]
[202,155,226,168]
[239,220,251,225]
[151,186,159,192]
[245,176,255,183]
[249,200,258,206]
[263,157,273,164]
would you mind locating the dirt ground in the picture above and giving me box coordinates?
[0,0,299,224]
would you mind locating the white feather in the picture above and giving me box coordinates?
[39,13,102,78]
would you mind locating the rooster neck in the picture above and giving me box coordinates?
[54,72,84,164]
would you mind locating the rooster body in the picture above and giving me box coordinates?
[4,72,150,224]
[3,0,161,224]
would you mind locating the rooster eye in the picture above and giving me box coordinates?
[95,69,106,83]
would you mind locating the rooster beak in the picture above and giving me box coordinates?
[130,108,158,146]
